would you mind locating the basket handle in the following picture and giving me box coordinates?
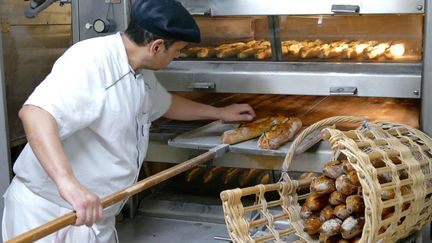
[281,116,367,181]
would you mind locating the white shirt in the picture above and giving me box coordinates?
[12,32,171,216]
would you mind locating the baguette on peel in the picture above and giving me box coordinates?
[221,115,289,144]
[257,117,302,150]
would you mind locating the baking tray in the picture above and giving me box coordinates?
[168,120,323,157]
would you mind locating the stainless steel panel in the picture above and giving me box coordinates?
[210,0,424,16]
[0,32,12,241]
[177,0,211,15]
[155,62,421,98]
[72,0,129,43]
[422,0,432,136]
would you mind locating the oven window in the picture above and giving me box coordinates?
[178,16,272,61]
[278,14,423,63]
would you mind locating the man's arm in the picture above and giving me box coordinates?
[19,105,103,226]
[164,94,256,122]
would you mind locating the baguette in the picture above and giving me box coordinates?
[197,48,218,58]
[239,168,262,186]
[221,115,289,144]
[255,48,272,59]
[180,47,203,58]
[238,47,264,59]
[257,117,302,150]
[221,168,244,184]
[185,167,206,182]
[217,45,248,58]
[203,167,225,183]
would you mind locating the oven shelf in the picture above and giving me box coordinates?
[155,61,422,98]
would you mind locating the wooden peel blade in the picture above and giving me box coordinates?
[5,144,229,243]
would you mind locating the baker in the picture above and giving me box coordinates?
[1,0,255,242]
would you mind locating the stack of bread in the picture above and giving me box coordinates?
[180,39,406,60]
[300,160,365,242]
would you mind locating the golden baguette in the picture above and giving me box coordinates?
[203,167,225,183]
[221,168,244,184]
[180,47,203,58]
[258,117,302,150]
[364,42,390,59]
[238,47,263,59]
[185,167,206,182]
[221,115,289,144]
[217,45,247,58]
[239,168,262,186]
[288,42,304,57]
[197,48,218,58]
[301,46,321,59]
[255,48,272,59]
[255,171,270,184]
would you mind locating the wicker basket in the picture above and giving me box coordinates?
[220,116,432,243]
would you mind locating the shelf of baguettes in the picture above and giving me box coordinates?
[158,94,420,156]
[178,39,421,62]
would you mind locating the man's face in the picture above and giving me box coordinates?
[149,40,188,70]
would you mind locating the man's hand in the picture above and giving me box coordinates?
[57,175,103,227]
[218,104,256,122]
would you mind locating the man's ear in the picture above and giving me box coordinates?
[149,39,165,56]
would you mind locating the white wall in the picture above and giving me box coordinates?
[0,31,12,241]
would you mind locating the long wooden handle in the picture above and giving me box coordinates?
[5,144,228,243]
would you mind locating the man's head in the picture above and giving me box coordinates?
[124,0,200,70]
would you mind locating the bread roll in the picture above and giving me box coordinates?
[320,205,335,222]
[320,218,342,237]
[345,170,360,186]
[341,216,365,239]
[337,239,350,243]
[346,195,365,213]
[329,191,347,206]
[305,192,330,211]
[342,160,354,173]
[381,189,395,200]
[310,176,337,195]
[323,160,345,179]
[335,175,358,195]
[298,172,320,193]
[304,215,322,235]
[334,205,351,220]
[300,204,314,219]
[377,173,392,184]
[299,172,320,180]
[319,234,341,243]
[221,115,289,144]
[258,117,302,150]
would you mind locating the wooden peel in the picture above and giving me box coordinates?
[5,144,229,243]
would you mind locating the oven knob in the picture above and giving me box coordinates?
[93,18,113,33]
